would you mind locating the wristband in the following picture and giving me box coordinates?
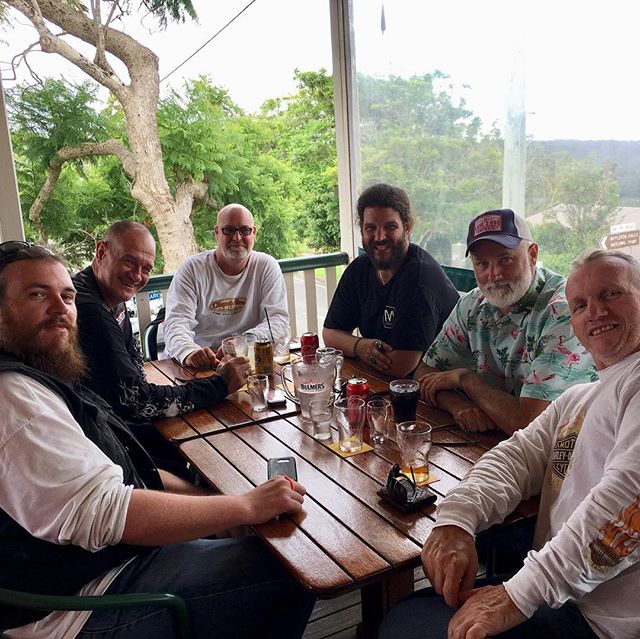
[352,337,363,358]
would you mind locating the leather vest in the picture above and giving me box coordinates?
[0,352,163,629]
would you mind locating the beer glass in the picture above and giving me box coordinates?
[390,379,420,424]
[397,421,432,485]
[334,396,365,453]
[367,398,391,447]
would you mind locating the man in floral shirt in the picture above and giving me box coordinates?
[415,208,596,435]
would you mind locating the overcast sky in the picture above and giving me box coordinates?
[1,0,639,141]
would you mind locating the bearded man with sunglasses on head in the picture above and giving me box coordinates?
[164,204,289,370]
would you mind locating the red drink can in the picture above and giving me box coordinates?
[347,377,369,403]
[300,332,319,363]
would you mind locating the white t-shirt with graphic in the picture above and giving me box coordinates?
[164,250,289,364]
[434,351,640,639]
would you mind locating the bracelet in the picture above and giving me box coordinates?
[352,337,363,358]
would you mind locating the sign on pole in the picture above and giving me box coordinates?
[601,230,640,250]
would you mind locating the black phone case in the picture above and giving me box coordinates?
[377,486,436,513]
[267,456,298,481]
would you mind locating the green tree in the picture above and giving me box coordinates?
[158,77,300,258]
[358,72,502,262]
[260,69,339,251]
[528,153,620,275]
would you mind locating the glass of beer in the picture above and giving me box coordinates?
[397,420,432,485]
[390,379,420,427]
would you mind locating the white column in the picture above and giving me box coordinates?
[0,75,24,241]
[502,50,527,217]
[330,0,360,258]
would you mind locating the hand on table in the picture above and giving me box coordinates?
[243,476,306,524]
[453,406,495,433]
[421,525,478,608]
[217,355,251,394]
[184,347,219,370]
[448,584,526,639]
[418,369,470,406]
[357,338,393,372]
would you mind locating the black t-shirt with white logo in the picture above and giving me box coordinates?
[324,244,459,352]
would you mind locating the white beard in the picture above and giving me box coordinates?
[481,269,533,309]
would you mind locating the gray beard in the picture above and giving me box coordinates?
[480,270,533,309]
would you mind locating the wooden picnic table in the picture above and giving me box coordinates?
[146,355,537,638]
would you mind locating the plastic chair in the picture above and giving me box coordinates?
[0,588,191,639]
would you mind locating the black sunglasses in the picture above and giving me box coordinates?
[0,241,54,259]
[219,226,254,237]
[385,463,420,503]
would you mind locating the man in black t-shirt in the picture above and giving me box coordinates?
[323,184,459,377]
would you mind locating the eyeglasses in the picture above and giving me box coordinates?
[219,226,254,237]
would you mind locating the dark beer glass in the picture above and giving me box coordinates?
[390,379,420,424]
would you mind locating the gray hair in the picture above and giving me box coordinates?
[571,249,640,288]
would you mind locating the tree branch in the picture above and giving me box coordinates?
[28,139,137,243]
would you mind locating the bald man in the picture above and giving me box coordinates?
[164,204,289,369]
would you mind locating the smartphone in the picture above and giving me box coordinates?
[267,387,287,407]
[267,456,298,481]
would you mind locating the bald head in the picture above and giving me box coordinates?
[216,204,254,227]
[214,204,256,272]
[92,220,156,309]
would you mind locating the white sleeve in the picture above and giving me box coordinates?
[0,373,132,552]
[504,392,640,617]
[164,259,201,364]
[433,402,557,536]
[245,256,289,342]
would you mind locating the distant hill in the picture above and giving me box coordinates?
[532,140,640,204]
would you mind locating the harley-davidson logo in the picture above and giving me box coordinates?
[209,297,247,315]
[552,432,578,480]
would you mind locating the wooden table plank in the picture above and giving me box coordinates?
[256,418,435,546]
[227,424,423,566]
[180,436,354,594]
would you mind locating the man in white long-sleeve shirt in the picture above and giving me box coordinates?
[0,242,314,638]
[164,204,289,370]
[379,249,640,639]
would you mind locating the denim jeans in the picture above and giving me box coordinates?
[378,580,598,639]
[78,537,316,639]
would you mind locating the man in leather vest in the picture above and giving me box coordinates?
[0,242,314,638]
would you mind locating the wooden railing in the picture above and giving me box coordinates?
[134,251,351,346]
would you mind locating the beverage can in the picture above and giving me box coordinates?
[347,377,370,403]
[255,340,274,375]
[300,332,319,363]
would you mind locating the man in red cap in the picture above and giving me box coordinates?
[415,208,596,435]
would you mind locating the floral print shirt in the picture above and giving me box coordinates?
[424,267,598,400]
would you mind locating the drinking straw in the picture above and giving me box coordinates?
[264,308,275,342]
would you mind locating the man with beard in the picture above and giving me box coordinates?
[415,208,596,435]
[73,221,250,476]
[164,204,289,369]
[0,242,315,638]
[323,183,459,377]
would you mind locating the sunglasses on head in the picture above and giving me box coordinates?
[0,241,54,260]
[219,226,254,237]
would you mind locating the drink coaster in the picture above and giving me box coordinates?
[328,441,374,457]
[401,471,439,486]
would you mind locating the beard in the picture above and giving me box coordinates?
[219,242,250,262]
[480,268,534,309]
[364,237,408,271]
[0,315,87,384]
